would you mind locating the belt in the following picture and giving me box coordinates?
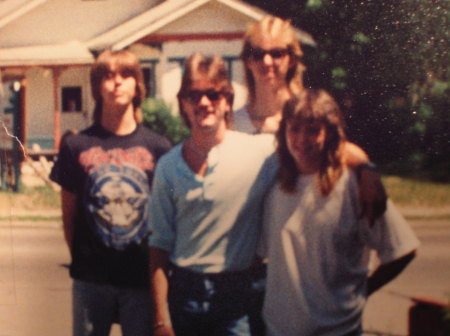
[169,263,253,283]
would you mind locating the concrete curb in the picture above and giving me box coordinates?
[399,206,450,218]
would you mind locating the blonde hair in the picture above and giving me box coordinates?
[90,49,146,124]
[241,16,306,104]
[177,53,234,128]
[277,89,346,196]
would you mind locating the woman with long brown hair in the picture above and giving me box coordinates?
[260,90,419,336]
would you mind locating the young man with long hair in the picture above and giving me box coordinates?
[51,49,171,336]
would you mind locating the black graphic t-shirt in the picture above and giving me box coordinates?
[50,123,171,287]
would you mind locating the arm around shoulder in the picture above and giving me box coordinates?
[342,141,369,167]
[357,166,387,226]
[343,142,387,224]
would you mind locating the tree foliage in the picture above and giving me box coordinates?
[244,0,450,180]
[142,98,190,145]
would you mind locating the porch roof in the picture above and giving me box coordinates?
[0,40,94,67]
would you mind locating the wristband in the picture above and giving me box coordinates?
[153,321,166,330]
[356,162,378,179]
[358,162,377,170]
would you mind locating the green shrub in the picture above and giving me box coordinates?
[142,98,189,144]
[445,303,450,336]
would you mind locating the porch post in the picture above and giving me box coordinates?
[20,77,27,151]
[53,67,61,149]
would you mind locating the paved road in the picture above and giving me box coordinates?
[0,223,123,336]
[0,224,71,336]
[0,217,448,336]
[363,219,450,336]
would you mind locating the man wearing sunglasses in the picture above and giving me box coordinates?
[148,52,383,336]
[148,53,277,336]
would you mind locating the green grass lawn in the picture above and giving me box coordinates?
[3,177,450,209]
[21,185,61,208]
[0,185,60,219]
[383,175,450,208]
[0,176,449,222]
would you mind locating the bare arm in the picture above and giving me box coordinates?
[150,247,175,336]
[343,141,387,224]
[367,251,416,296]
[61,189,77,254]
[342,141,369,167]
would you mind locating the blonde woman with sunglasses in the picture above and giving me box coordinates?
[237,15,305,134]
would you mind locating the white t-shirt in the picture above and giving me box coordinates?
[260,169,420,336]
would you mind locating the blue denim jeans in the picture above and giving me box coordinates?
[72,280,152,336]
[168,265,262,336]
[341,326,362,336]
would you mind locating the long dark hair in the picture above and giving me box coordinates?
[90,49,146,124]
[276,89,347,195]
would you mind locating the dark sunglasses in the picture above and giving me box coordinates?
[249,47,290,61]
[183,89,226,104]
